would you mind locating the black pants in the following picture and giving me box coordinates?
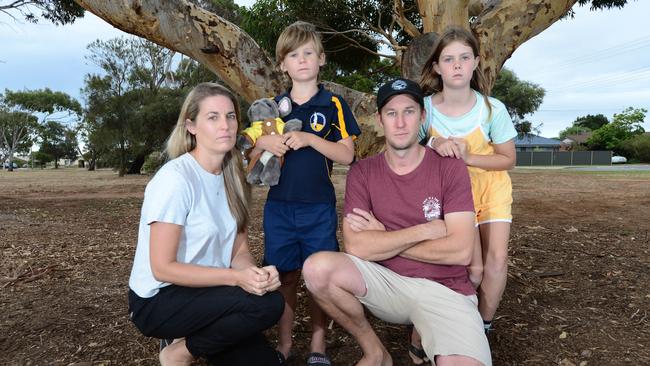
[129,285,284,365]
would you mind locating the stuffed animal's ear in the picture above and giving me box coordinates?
[265,99,280,118]
[277,97,292,117]
[247,99,262,122]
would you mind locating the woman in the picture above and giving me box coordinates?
[128,82,284,366]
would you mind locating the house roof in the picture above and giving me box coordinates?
[564,132,592,144]
[514,134,562,147]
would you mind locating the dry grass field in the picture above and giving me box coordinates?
[1,167,648,365]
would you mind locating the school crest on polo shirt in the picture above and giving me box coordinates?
[422,196,441,221]
[309,112,326,132]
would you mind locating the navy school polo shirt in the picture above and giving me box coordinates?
[268,84,361,204]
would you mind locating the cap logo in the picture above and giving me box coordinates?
[391,80,407,90]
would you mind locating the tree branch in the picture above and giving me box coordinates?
[0,0,32,11]
[320,28,398,59]
[393,0,421,38]
[75,0,285,102]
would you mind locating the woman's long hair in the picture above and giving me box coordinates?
[166,82,250,233]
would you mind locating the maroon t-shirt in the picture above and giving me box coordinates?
[344,148,476,295]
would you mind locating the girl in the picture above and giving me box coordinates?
[128,82,284,366]
[410,26,517,364]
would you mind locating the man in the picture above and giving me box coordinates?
[302,78,491,366]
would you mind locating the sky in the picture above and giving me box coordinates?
[1,1,649,139]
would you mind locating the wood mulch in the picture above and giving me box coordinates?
[1,168,648,365]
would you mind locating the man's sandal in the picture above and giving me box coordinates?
[306,352,332,366]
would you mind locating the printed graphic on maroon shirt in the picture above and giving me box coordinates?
[344,148,476,295]
[422,196,441,221]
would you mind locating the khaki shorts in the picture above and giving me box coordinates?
[346,254,492,366]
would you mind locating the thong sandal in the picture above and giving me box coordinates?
[276,350,287,365]
[407,325,430,365]
[159,338,174,352]
[408,343,430,365]
[306,352,332,366]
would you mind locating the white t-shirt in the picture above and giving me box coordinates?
[129,153,237,298]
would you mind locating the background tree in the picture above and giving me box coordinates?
[491,68,546,137]
[559,125,592,140]
[618,133,650,163]
[0,105,38,172]
[3,88,82,127]
[0,0,84,25]
[574,113,609,131]
[587,107,646,152]
[82,37,212,175]
[36,121,78,169]
[240,0,395,76]
[558,113,610,140]
[31,149,52,168]
[2,88,80,170]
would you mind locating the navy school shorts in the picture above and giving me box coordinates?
[263,200,339,272]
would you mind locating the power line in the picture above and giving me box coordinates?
[545,65,650,92]
[551,36,650,65]
[535,107,642,112]
[531,35,650,77]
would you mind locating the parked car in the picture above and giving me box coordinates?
[611,155,627,164]
[3,162,18,169]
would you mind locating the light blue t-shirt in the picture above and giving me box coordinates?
[419,90,517,144]
[129,152,237,298]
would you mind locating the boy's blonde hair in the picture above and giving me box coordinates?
[275,21,324,65]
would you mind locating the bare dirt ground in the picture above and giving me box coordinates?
[1,167,649,366]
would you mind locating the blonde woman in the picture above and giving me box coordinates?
[128,83,284,366]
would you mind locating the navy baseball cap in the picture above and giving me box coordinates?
[376,78,424,111]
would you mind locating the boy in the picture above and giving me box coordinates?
[253,21,361,365]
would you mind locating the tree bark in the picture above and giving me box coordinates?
[87,154,96,171]
[127,153,146,175]
[417,0,471,33]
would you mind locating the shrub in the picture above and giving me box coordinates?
[142,151,166,174]
[618,134,650,163]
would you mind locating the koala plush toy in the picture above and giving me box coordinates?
[237,97,302,186]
